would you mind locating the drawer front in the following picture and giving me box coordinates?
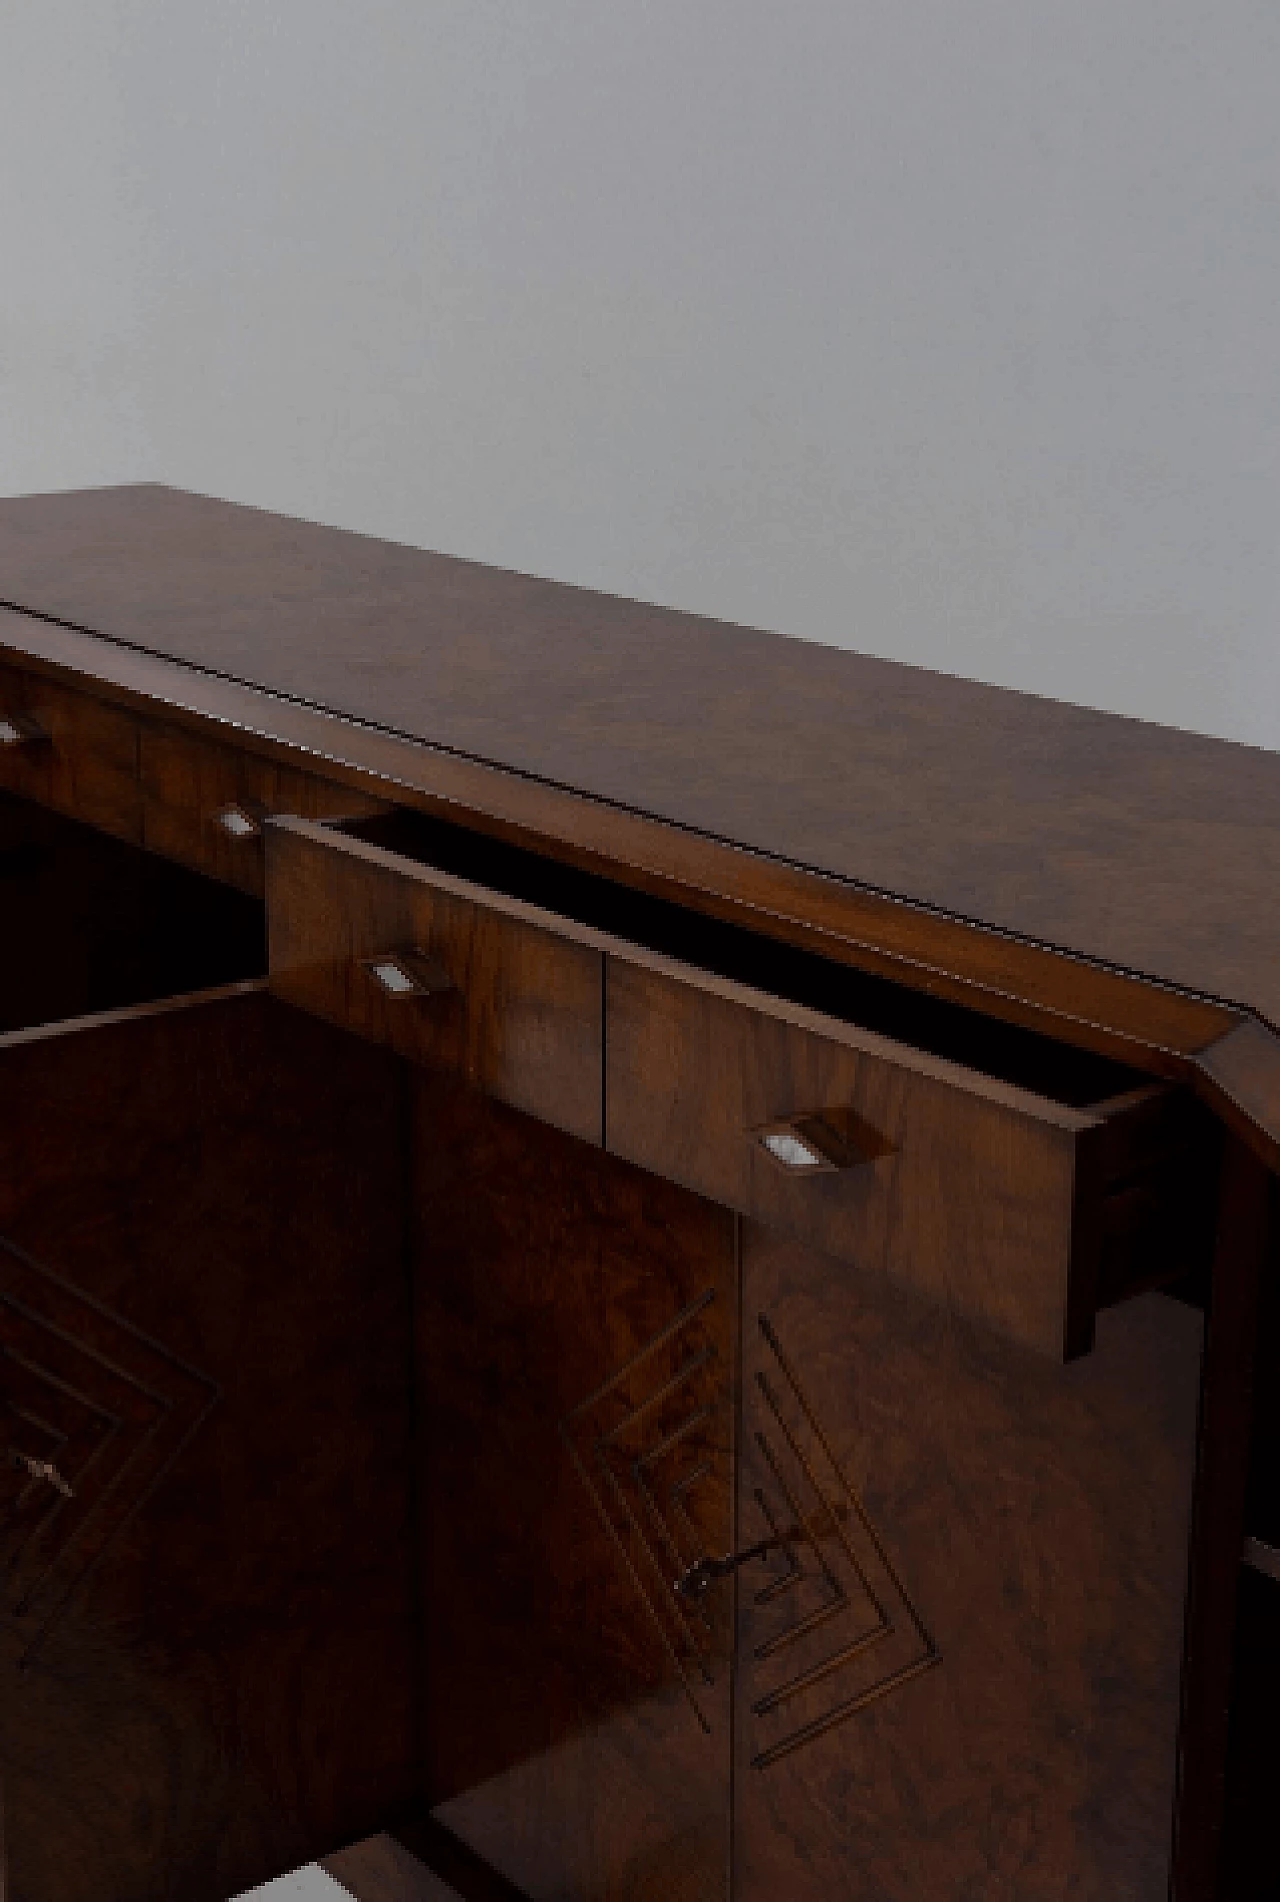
[139,721,383,896]
[0,657,385,894]
[265,819,603,1145]
[605,959,1087,1358]
[0,662,143,843]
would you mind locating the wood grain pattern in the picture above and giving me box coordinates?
[605,958,1198,1360]
[736,1222,1204,1900]
[265,818,603,1145]
[322,1834,460,1902]
[139,717,384,896]
[262,809,1220,1359]
[0,788,265,1036]
[1195,1019,1280,1178]
[406,1070,734,1902]
[368,1811,539,1902]
[0,602,1248,1108]
[7,584,1237,1058]
[0,653,385,899]
[0,659,143,844]
[0,990,418,1902]
[15,536,1280,1174]
[0,481,1272,1897]
[0,484,1276,1042]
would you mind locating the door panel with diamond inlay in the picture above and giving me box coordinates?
[0,1235,220,1656]
[0,985,419,1902]
[734,1222,1204,1900]
[408,1070,735,1902]
[404,1084,1204,1901]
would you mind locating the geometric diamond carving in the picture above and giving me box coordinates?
[561,1287,726,1734]
[0,1233,220,1665]
[744,1313,939,1770]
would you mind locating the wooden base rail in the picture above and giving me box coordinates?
[323,1810,533,1902]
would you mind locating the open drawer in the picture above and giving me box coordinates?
[264,811,605,1146]
[263,808,1220,1362]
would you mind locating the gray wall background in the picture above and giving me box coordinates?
[3,1,1279,752]
[2,7,1277,1894]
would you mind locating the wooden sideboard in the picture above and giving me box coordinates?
[0,483,1277,1901]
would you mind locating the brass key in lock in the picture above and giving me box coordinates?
[675,1537,776,1602]
[8,1447,74,1499]
[675,1499,851,1601]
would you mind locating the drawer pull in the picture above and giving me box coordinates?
[1243,1536,1280,1585]
[754,1107,893,1175]
[213,802,262,839]
[363,948,455,999]
[0,712,47,749]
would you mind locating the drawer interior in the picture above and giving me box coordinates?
[334,809,1148,1111]
[0,788,265,1035]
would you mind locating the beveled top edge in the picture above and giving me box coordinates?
[0,601,1241,1059]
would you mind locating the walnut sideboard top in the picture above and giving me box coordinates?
[0,481,1278,1167]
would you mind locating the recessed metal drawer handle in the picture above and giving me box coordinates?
[753,1107,894,1174]
[1243,1536,1280,1585]
[363,948,455,999]
[0,713,48,749]
[213,801,263,839]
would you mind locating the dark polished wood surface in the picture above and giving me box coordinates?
[323,1832,459,1901]
[0,483,1272,1899]
[735,1224,1205,1898]
[2,484,1280,1032]
[0,989,417,1902]
[259,808,1210,1362]
[265,814,604,1146]
[0,651,385,898]
[407,1072,734,1902]
[605,955,1190,1361]
[0,789,264,1033]
[0,601,1249,1088]
[1173,1142,1276,1899]
[1222,1310,1280,1902]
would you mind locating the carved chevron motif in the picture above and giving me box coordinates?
[561,1288,727,1734]
[0,1234,220,1664]
[745,1313,940,1769]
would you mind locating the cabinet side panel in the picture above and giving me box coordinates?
[734,1223,1203,1900]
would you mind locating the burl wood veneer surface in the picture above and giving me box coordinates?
[322,1833,459,1902]
[0,990,417,1902]
[408,1072,734,1902]
[737,1224,1204,1900]
[2,484,1280,1026]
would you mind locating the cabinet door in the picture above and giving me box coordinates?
[0,989,417,1902]
[733,1223,1205,1899]
[407,1071,735,1902]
